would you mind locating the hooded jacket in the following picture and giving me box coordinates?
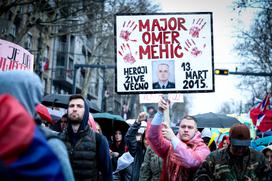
[147,112,210,181]
[0,70,65,180]
[0,70,42,118]
[61,96,113,181]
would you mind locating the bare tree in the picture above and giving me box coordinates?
[81,0,160,114]
[0,0,160,115]
[0,1,104,42]
[0,0,106,77]
[232,0,272,105]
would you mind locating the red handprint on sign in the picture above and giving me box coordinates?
[184,39,206,57]
[118,43,136,64]
[119,20,137,42]
[189,18,207,38]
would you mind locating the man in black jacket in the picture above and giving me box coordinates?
[61,94,112,181]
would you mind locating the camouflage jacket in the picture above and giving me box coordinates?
[194,147,271,181]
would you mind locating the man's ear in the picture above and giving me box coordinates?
[194,128,198,133]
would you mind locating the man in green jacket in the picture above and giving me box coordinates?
[195,123,271,181]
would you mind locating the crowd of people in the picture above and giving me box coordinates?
[1,70,272,181]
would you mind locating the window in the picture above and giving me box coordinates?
[43,78,48,94]
[56,52,65,66]
[68,57,73,78]
[24,33,32,50]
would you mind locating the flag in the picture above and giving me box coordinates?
[260,94,270,112]
[250,94,269,125]
[256,114,265,127]
[42,57,49,71]
[250,94,272,132]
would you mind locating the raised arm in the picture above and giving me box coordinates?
[125,112,146,157]
[147,98,171,158]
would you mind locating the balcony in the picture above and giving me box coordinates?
[54,66,66,80]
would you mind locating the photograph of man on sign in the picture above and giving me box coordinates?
[152,61,175,89]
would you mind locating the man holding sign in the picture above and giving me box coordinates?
[147,98,210,180]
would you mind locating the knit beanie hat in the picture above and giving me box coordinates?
[201,128,212,138]
[229,123,251,146]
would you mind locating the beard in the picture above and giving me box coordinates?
[68,114,83,124]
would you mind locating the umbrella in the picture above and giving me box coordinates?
[93,113,129,141]
[193,112,240,128]
[42,94,100,113]
[42,94,69,108]
[47,108,65,121]
[93,113,124,121]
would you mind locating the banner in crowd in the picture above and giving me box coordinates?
[115,12,214,94]
[139,93,184,103]
[0,39,34,71]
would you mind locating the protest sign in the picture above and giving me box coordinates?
[139,93,184,103]
[0,39,34,71]
[115,13,214,94]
